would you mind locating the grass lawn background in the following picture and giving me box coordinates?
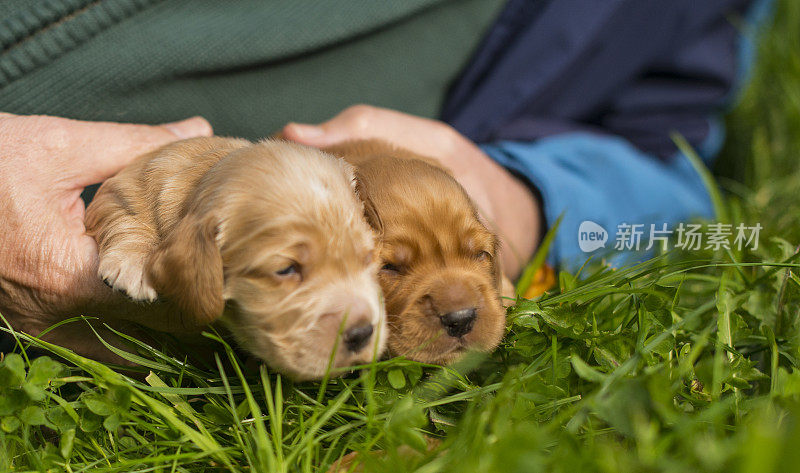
[1,1,799,471]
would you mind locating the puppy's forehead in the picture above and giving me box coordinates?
[216,141,356,204]
[366,162,495,259]
[366,159,477,223]
[215,141,373,245]
[225,216,373,261]
[382,208,493,261]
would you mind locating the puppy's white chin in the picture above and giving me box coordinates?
[246,332,386,381]
[223,304,387,381]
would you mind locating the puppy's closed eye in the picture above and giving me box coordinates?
[243,261,301,283]
[275,262,301,278]
[380,262,404,275]
[474,251,492,262]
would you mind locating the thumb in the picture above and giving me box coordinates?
[68,116,212,186]
[281,122,349,148]
[159,116,214,140]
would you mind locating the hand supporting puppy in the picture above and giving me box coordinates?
[0,113,212,335]
[281,105,541,279]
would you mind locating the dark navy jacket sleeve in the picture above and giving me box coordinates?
[442,0,772,269]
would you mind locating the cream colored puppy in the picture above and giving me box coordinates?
[85,137,385,380]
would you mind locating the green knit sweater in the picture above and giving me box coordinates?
[0,0,503,139]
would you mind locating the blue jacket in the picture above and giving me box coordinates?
[442,0,772,269]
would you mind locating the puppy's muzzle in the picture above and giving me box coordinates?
[422,272,487,338]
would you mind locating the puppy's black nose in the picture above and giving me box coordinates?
[344,324,373,352]
[440,308,477,338]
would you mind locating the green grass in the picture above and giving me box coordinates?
[2,1,800,471]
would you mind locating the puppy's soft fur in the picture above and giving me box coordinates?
[322,140,505,365]
[85,137,386,380]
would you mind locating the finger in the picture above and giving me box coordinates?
[161,116,213,140]
[281,105,386,146]
[281,122,349,147]
[65,116,213,186]
[283,106,455,159]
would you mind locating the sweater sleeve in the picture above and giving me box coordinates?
[481,133,714,270]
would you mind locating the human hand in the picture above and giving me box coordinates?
[281,105,540,278]
[0,113,212,335]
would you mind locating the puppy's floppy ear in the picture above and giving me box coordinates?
[354,175,383,233]
[147,212,224,328]
[488,235,517,304]
[499,269,516,306]
[343,161,383,233]
[489,235,504,290]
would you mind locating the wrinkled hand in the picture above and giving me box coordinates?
[0,113,212,330]
[281,105,540,278]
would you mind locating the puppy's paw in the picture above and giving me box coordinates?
[98,252,158,302]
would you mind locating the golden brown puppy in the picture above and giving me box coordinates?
[322,140,505,365]
[85,137,386,380]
